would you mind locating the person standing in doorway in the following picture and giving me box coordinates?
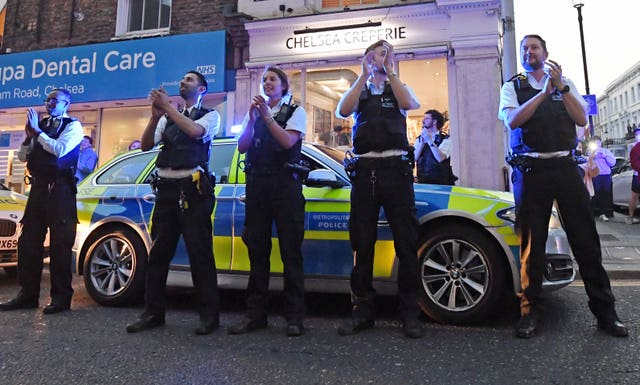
[75,135,98,183]
[414,109,456,185]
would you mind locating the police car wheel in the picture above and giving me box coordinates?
[417,224,506,325]
[3,266,17,278]
[83,227,147,306]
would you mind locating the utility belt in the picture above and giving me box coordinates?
[343,148,414,179]
[244,161,310,181]
[25,168,76,186]
[506,152,585,173]
[150,170,214,196]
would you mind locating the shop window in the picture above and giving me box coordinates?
[99,106,151,164]
[322,0,379,9]
[116,0,171,36]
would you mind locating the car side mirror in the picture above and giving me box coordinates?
[305,169,347,188]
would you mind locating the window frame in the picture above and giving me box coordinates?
[115,0,172,38]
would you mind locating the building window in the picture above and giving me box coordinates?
[322,0,379,9]
[116,0,171,36]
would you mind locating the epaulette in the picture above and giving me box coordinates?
[507,72,527,83]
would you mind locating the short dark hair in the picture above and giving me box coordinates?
[83,135,93,145]
[425,109,444,130]
[50,88,71,103]
[264,66,290,97]
[186,70,208,93]
[520,34,547,53]
[364,40,389,55]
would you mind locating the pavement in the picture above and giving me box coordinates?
[595,211,640,279]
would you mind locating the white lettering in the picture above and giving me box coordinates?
[104,50,156,72]
[0,65,26,85]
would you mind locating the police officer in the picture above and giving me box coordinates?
[126,70,220,335]
[0,88,83,314]
[335,40,424,338]
[414,109,455,185]
[499,34,627,338]
[229,67,307,337]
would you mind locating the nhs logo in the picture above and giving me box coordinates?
[196,64,216,75]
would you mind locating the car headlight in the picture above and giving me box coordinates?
[497,206,563,230]
[497,207,516,223]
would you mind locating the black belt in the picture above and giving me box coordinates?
[356,155,407,168]
[247,166,288,176]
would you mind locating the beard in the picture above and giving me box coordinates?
[522,55,543,72]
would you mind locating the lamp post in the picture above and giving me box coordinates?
[572,1,594,137]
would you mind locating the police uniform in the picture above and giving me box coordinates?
[17,116,82,308]
[241,100,307,327]
[416,132,455,185]
[500,73,619,325]
[143,106,220,324]
[347,81,421,324]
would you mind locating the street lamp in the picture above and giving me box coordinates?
[572,1,594,136]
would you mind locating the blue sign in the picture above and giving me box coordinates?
[0,31,228,108]
[583,94,598,116]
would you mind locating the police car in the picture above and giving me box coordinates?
[0,184,28,277]
[72,138,575,325]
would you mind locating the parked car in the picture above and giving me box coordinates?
[611,157,627,176]
[72,139,575,325]
[612,159,635,211]
[0,184,28,277]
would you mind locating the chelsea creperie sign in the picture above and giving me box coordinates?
[285,26,407,50]
[0,31,227,108]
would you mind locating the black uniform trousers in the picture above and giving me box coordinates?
[144,178,219,321]
[349,157,421,321]
[243,171,305,325]
[511,157,618,323]
[17,178,76,305]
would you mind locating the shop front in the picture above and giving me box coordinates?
[235,2,506,190]
[0,30,233,192]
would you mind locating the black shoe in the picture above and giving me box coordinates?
[43,303,70,314]
[286,323,304,337]
[402,318,424,339]
[0,296,38,311]
[597,319,629,337]
[337,318,374,336]
[195,317,220,335]
[228,318,268,335]
[515,314,537,339]
[126,313,166,333]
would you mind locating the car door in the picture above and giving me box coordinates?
[229,143,355,279]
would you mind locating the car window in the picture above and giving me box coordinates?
[96,152,157,185]
[210,143,236,184]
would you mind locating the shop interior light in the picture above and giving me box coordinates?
[294,21,382,35]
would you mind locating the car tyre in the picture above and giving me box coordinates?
[83,227,146,306]
[417,224,506,325]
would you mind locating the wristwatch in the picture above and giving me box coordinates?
[558,84,570,94]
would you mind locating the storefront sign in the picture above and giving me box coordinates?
[245,4,452,66]
[0,31,227,108]
[285,26,408,50]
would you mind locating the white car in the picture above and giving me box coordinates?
[0,184,28,277]
[612,159,634,211]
